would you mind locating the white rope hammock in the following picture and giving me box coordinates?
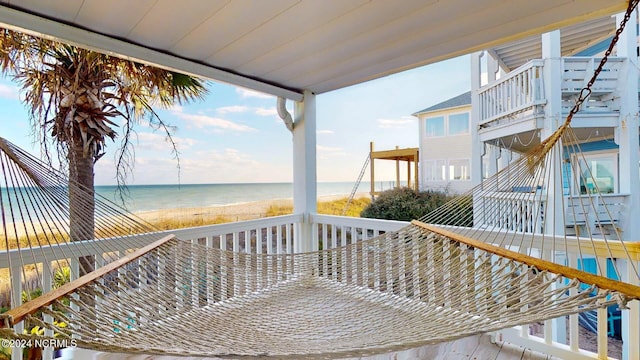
[1,120,639,358]
[1,3,639,357]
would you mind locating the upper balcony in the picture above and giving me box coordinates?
[477,57,627,145]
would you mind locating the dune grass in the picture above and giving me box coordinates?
[148,214,233,230]
[266,197,370,217]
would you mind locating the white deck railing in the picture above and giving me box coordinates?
[561,57,625,114]
[478,191,545,234]
[478,59,546,128]
[3,214,636,360]
[478,57,627,130]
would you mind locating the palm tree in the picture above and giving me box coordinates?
[0,28,207,274]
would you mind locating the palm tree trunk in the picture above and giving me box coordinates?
[68,140,95,276]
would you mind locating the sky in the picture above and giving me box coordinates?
[0,55,470,185]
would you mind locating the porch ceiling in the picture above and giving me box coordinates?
[489,15,618,72]
[0,0,627,100]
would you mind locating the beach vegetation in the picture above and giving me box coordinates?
[360,187,447,221]
[150,215,233,230]
[360,187,472,226]
[265,197,370,217]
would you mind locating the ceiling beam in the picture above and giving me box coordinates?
[0,5,304,101]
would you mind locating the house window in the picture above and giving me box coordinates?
[573,152,617,194]
[448,159,470,181]
[425,116,445,137]
[425,160,447,181]
[448,113,469,135]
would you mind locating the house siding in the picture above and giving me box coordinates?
[416,105,473,194]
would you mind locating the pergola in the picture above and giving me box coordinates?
[0,0,628,246]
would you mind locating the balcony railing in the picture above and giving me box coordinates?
[561,57,625,114]
[478,191,545,234]
[3,214,636,359]
[478,59,546,128]
[478,57,627,131]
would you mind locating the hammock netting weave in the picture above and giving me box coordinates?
[1,121,639,358]
[1,3,640,357]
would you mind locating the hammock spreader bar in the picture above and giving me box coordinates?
[0,234,176,327]
[413,220,640,300]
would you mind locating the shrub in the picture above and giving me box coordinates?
[360,187,450,221]
[360,188,473,226]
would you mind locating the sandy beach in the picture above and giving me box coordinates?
[134,193,369,225]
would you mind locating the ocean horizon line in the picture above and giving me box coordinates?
[93,180,401,187]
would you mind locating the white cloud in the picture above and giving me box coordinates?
[167,104,184,113]
[217,105,249,114]
[135,132,197,152]
[377,117,415,129]
[175,113,257,132]
[0,83,19,100]
[254,107,277,116]
[317,145,342,152]
[236,88,273,99]
[172,148,291,183]
[316,145,346,159]
[317,130,334,135]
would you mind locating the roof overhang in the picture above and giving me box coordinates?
[489,15,619,71]
[0,1,628,100]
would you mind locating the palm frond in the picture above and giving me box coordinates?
[0,26,209,190]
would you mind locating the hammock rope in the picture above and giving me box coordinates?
[0,1,639,357]
[0,122,638,357]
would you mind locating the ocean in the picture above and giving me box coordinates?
[94,181,399,213]
[1,181,401,217]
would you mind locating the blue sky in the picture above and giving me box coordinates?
[0,55,469,185]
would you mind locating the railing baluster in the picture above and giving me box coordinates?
[244,230,252,295]
[276,225,283,281]
[568,253,579,352]
[10,265,22,360]
[267,227,273,286]
[219,234,227,301]
[41,264,53,360]
[256,227,263,290]
[322,224,328,277]
[595,257,608,358]
[205,236,215,305]
[350,227,358,285]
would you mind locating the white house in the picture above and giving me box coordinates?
[412,92,474,194]
[471,11,639,242]
[475,11,640,351]
[412,9,640,356]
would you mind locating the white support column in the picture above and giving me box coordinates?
[471,52,485,229]
[293,90,317,254]
[541,30,564,236]
[542,29,568,345]
[615,10,640,242]
[470,51,484,188]
[615,9,640,360]
[620,259,640,360]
